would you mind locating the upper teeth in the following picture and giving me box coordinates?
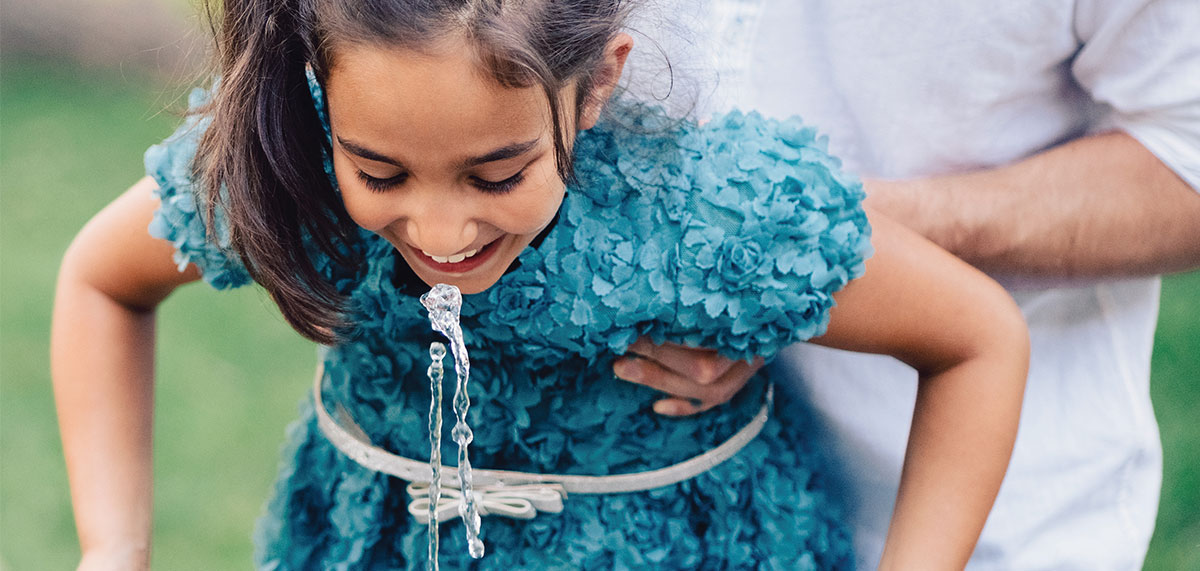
[423,248,479,264]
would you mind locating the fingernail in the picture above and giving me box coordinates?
[652,400,676,415]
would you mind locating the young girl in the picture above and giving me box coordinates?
[52,0,1029,569]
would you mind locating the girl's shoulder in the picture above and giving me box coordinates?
[557,103,873,360]
[571,100,869,248]
[574,100,862,213]
[145,83,357,293]
[144,87,254,290]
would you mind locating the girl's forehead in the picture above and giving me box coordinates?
[324,41,555,163]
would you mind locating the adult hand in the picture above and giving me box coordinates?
[613,337,763,416]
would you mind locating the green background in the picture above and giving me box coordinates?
[1,58,1197,569]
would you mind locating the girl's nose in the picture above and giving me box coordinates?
[403,205,480,257]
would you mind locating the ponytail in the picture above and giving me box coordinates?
[197,0,355,344]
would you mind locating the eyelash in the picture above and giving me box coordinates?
[354,170,526,195]
[472,170,526,194]
[356,170,407,192]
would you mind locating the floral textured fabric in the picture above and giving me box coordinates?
[146,86,872,569]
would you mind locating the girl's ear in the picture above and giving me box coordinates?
[578,33,634,131]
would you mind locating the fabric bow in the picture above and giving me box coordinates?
[407,481,568,524]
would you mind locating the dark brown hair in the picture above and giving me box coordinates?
[196,0,631,343]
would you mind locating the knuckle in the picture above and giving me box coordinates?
[716,384,740,405]
[693,355,725,384]
[730,362,757,385]
[732,371,753,389]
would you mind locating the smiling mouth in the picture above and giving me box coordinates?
[422,247,480,264]
[414,239,501,273]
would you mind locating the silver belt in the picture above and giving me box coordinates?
[313,364,772,523]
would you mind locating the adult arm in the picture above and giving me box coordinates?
[52,177,200,570]
[873,0,1200,277]
[867,130,1200,278]
[812,208,1029,569]
[615,130,1200,414]
[616,0,1200,411]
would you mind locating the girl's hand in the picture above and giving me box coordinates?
[612,338,762,415]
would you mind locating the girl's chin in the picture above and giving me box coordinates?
[413,274,500,295]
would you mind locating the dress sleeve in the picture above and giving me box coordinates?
[669,110,873,362]
[1073,0,1200,192]
[144,88,253,290]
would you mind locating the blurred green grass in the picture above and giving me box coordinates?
[1,56,1197,570]
[0,58,315,570]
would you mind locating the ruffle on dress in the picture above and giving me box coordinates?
[144,87,252,290]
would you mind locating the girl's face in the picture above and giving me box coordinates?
[324,36,626,294]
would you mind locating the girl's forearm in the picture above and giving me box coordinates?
[52,271,157,569]
[877,351,1027,570]
[798,209,1031,568]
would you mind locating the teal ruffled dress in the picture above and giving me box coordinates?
[146,86,872,570]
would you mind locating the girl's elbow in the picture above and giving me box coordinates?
[914,282,1030,383]
[986,283,1030,371]
[956,283,1031,385]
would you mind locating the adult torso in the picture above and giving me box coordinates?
[628,1,1166,567]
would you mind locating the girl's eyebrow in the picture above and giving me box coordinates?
[337,136,404,167]
[336,136,541,169]
[457,139,541,169]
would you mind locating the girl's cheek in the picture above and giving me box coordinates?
[327,161,387,232]
[335,178,392,233]
[344,204,385,233]
[347,202,395,235]
[502,192,563,236]
[507,170,567,233]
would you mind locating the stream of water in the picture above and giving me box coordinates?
[425,342,446,570]
[421,284,485,564]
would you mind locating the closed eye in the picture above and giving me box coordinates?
[356,170,408,192]
[355,168,526,194]
[471,170,526,194]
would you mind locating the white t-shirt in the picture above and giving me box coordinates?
[629,0,1200,568]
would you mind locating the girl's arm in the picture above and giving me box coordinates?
[52,177,201,570]
[812,208,1030,570]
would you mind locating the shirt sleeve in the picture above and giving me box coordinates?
[144,87,253,290]
[668,110,874,362]
[1074,0,1200,191]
